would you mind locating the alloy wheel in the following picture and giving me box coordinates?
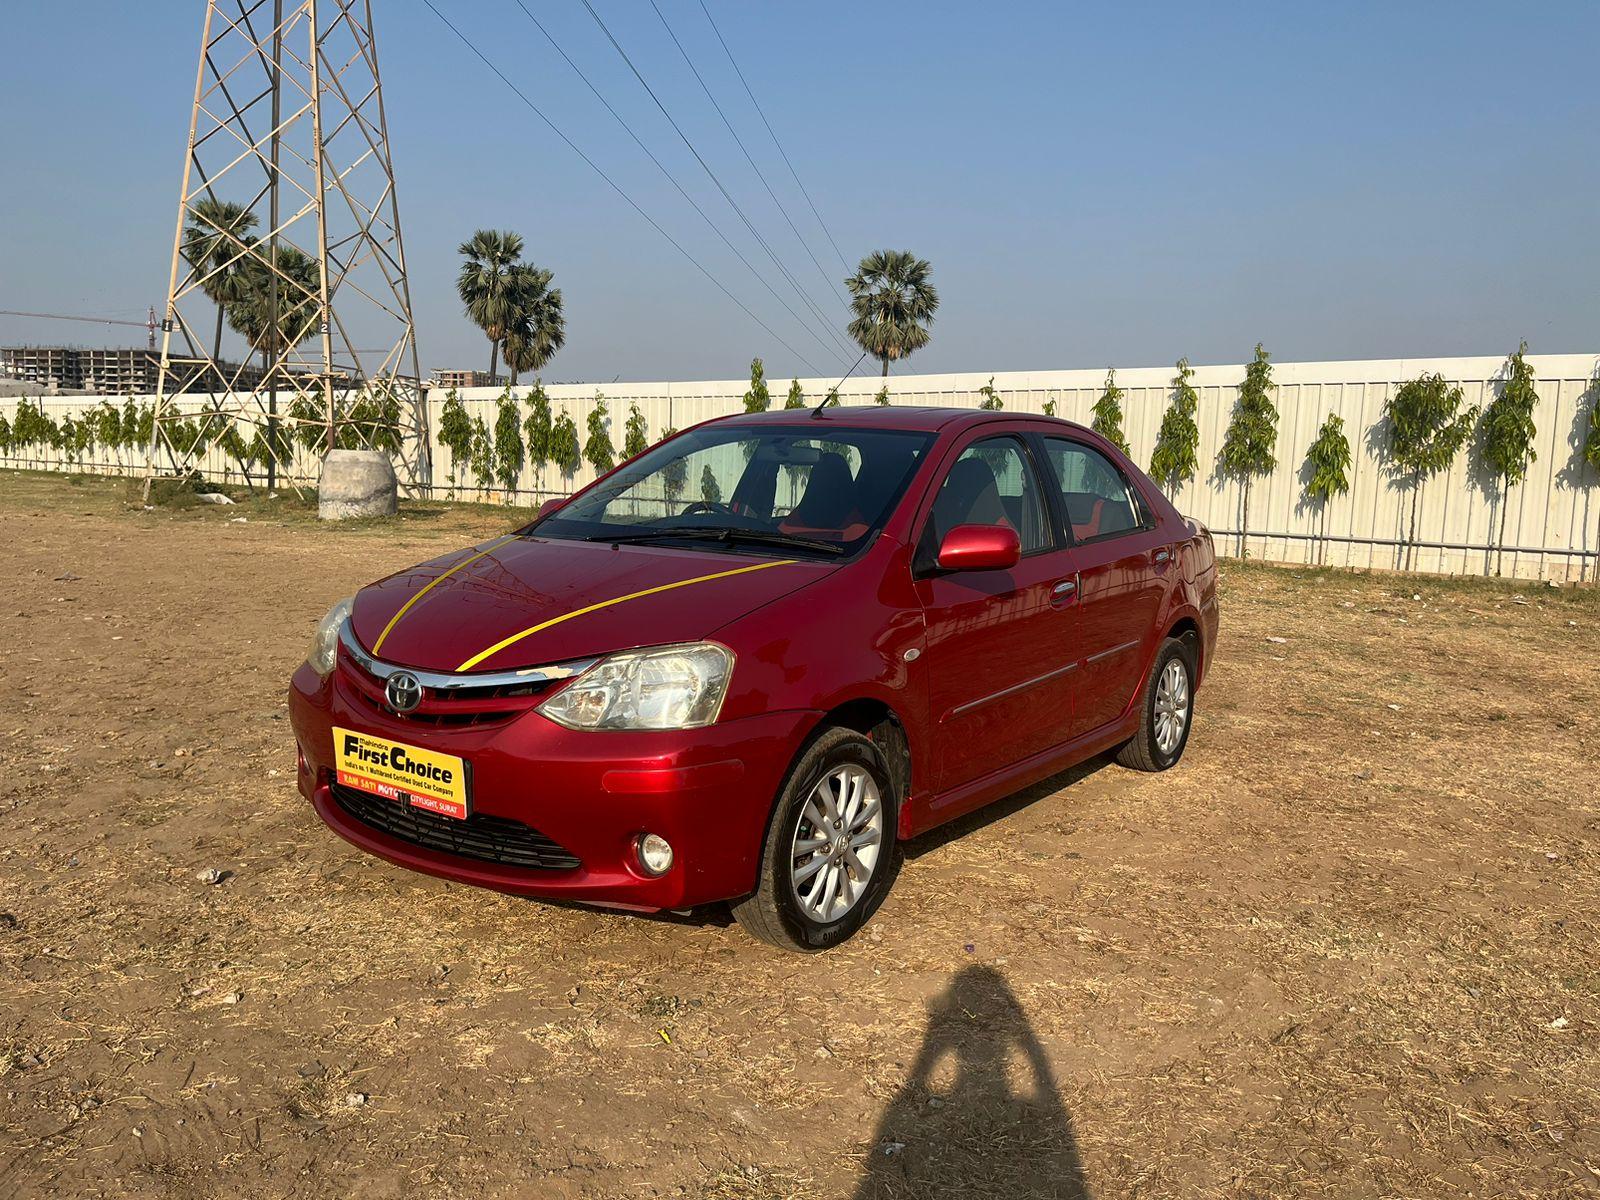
[789,764,884,923]
[1153,657,1190,757]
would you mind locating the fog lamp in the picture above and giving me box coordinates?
[637,833,674,876]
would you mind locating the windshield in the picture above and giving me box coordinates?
[532,423,934,556]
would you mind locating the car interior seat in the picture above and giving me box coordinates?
[932,457,1008,542]
[780,452,863,535]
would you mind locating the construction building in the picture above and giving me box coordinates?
[429,368,504,391]
[0,346,267,395]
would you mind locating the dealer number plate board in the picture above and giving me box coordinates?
[333,726,471,820]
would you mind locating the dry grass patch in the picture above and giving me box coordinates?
[0,471,1596,1198]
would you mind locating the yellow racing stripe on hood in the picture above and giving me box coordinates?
[372,535,519,655]
[455,558,797,672]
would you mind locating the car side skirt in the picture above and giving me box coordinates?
[907,707,1141,837]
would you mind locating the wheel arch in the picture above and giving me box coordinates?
[803,697,914,840]
[1166,614,1202,666]
[1162,611,1204,685]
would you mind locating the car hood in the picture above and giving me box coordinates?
[350,534,838,673]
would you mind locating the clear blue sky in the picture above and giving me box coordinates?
[2,1,1595,383]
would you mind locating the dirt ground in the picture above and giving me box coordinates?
[1,469,1596,1199]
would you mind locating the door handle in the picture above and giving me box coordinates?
[1051,577,1078,606]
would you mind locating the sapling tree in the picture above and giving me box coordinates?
[468,415,495,494]
[1302,412,1351,565]
[251,414,293,479]
[1150,358,1200,498]
[12,397,58,455]
[584,394,615,475]
[743,358,771,413]
[200,407,241,483]
[287,395,326,455]
[57,413,93,468]
[1217,344,1279,557]
[163,416,195,463]
[977,377,1002,410]
[436,389,475,498]
[1042,398,1057,417]
[624,403,649,459]
[343,393,403,455]
[77,414,100,465]
[700,463,722,504]
[53,413,75,465]
[130,401,154,456]
[823,386,841,408]
[1091,368,1129,454]
[875,385,890,406]
[1384,372,1477,569]
[167,411,215,464]
[549,410,581,483]
[492,387,525,496]
[660,427,687,508]
[1583,382,1600,584]
[1480,342,1540,575]
[523,382,552,496]
[0,409,12,454]
[213,417,257,490]
[92,401,123,469]
[784,379,805,409]
[121,399,144,464]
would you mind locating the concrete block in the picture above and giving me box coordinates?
[318,448,397,520]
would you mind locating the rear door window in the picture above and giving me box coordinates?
[1039,437,1150,543]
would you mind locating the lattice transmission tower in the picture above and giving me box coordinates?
[145,0,427,494]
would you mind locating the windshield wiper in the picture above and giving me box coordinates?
[587,526,844,556]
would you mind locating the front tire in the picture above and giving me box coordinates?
[732,726,899,951]
[1116,637,1195,772]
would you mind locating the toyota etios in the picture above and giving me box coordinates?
[289,406,1218,950]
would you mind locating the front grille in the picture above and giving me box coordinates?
[345,685,530,728]
[338,659,559,730]
[330,780,581,871]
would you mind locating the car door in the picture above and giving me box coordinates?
[1036,435,1168,739]
[913,433,1079,796]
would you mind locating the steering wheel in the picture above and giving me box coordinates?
[679,500,735,518]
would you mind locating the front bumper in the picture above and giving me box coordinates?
[288,661,818,910]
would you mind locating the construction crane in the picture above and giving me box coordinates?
[0,307,159,349]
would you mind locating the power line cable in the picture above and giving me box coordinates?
[416,0,827,376]
[577,0,856,362]
[696,0,852,274]
[508,0,846,369]
[649,0,849,311]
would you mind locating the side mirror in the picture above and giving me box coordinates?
[534,497,565,520]
[936,524,1021,571]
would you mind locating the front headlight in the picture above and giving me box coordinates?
[537,642,734,730]
[307,597,353,676]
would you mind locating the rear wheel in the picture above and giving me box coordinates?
[733,726,899,951]
[1116,637,1195,772]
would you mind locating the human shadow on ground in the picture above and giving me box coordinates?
[853,964,1090,1199]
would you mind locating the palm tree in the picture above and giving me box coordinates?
[846,249,939,376]
[229,244,329,462]
[226,244,322,368]
[180,198,259,379]
[501,264,565,386]
[457,229,525,380]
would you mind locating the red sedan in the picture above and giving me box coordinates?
[289,406,1218,950]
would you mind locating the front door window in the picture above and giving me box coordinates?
[922,437,1051,564]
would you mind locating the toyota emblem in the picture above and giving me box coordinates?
[385,671,423,714]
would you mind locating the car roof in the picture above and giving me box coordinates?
[710,404,1092,436]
